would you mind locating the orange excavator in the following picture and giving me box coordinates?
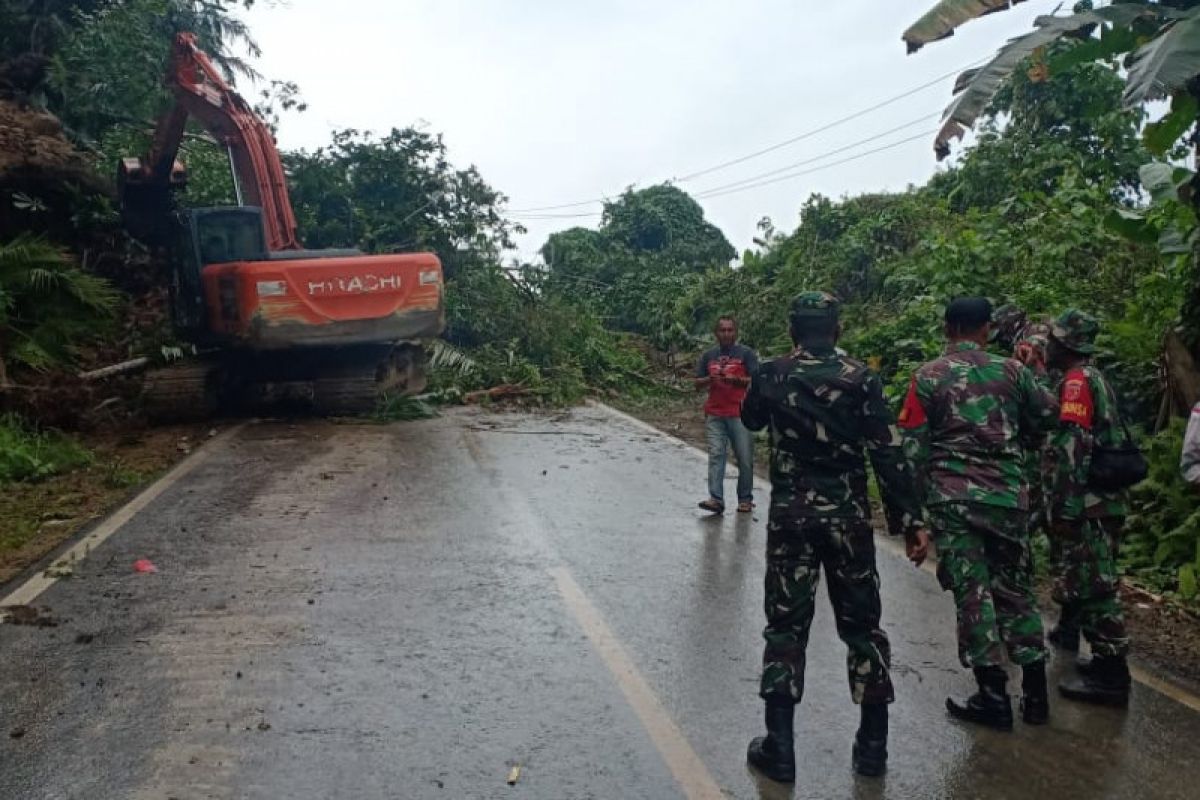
[119,33,443,417]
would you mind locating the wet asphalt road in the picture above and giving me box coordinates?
[2,405,1200,800]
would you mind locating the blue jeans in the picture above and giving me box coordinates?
[706,414,754,504]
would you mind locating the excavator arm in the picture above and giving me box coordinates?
[119,32,299,251]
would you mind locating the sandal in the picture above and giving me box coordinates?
[737,501,754,513]
[698,498,725,514]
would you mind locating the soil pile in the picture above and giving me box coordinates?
[0,99,111,239]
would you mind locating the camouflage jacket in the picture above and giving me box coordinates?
[899,342,1059,510]
[1046,364,1130,521]
[1013,318,1053,385]
[740,343,923,536]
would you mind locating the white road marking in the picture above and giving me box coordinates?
[551,566,727,800]
[589,401,1200,715]
[0,424,245,611]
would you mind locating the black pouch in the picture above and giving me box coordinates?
[1087,419,1148,492]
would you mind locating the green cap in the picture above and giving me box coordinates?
[1050,308,1099,354]
[990,303,1027,344]
[789,291,840,320]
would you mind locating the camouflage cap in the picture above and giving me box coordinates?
[789,291,840,320]
[1050,308,1099,354]
[990,303,1027,344]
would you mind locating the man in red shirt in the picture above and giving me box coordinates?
[696,316,759,513]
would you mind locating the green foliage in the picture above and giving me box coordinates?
[373,394,438,422]
[541,184,734,345]
[1124,420,1200,598]
[0,413,92,483]
[284,128,521,269]
[45,0,260,141]
[442,260,653,405]
[0,233,118,381]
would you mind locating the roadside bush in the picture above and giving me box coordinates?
[440,262,655,404]
[1124,420,1200,600]
[0,414,92,483]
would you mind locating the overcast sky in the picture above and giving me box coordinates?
[241,0,1053,260]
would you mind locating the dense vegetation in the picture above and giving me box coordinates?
[530,37,1200,598]
[1,2,1199,599]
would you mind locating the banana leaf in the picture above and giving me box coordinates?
[903,0,1031,54]
[933,5,1158,159]
[1125,8,1200,106]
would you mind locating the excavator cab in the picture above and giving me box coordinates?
[168,206,267,343]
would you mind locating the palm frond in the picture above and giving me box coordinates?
[428,339,479,376]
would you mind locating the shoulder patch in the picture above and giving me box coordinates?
[897,375,927,429]
[1059,369,1094,429]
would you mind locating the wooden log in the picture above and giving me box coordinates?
[77,357,150,382]
[463,384,528,404]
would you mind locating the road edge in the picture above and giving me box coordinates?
[0,422,246,613]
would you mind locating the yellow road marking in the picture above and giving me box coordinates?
[1,424,245,611]
[589,402,1200,716]
[1131,665,1200,713]
[550,566,726,800]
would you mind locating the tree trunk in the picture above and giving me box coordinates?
[1164,327,1200,417]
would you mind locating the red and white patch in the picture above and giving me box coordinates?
[1059,369,1094,429]
[897,376,927,429]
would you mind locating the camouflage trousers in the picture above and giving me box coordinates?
[1051,517,1129,658]
[760,513,894,705]
[928,502,1046,669]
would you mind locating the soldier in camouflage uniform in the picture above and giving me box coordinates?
[740,292,929,782]
[1045,309,1132,706]
[899,297,1059,730]
[993,305,1083,647]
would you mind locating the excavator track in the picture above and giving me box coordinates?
[310,343,426,416]
[142,361,221,422]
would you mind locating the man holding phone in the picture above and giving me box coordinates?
[696,316,759,514]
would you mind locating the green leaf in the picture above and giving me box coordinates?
[1180,563,1198,599]
[1103,208,1157,244]
[1138,161,1194,204]
[1158,224,1197,255]
[1124,8,1200,106]
[1144,92,1200,156]
[1048,24,1139,74]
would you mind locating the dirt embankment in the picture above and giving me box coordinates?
[0,424,215,587]
[0,98,111,240]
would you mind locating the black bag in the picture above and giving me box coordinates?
[1087,417,1148,492]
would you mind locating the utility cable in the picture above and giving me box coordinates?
[696,129,938,200]
[505,60,977,213]
[688,112,940,196]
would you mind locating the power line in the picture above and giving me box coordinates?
[511,120,940,214]
[689,112,940,196]
[504,60,976,213]
[509,210,602,219]
[674,64,970,183]
[696,129,937,200]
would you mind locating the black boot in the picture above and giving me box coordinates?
[747,698,795,783]
[946,666,1013,731]
[1047,606,1080,652]
[851,703,888,777]
[1020,662,1049,725]
[1059,655,1131,707]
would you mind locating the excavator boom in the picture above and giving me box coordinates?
[120,32,298,250]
